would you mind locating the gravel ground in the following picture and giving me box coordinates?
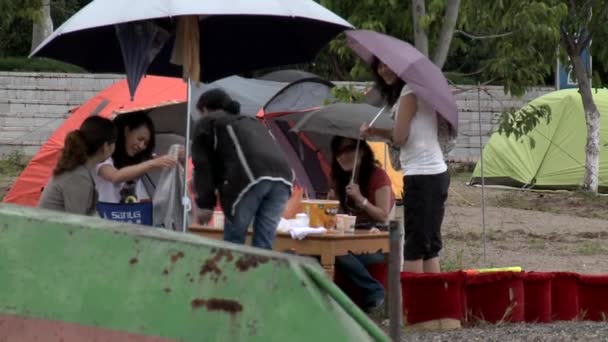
[398,322,608,341]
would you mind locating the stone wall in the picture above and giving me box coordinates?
[0,72,123,156]
[0,72,554,161]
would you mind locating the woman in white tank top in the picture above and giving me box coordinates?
[361,57,450,274]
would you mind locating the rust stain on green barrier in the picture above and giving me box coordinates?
[190,298,243,314]
[199,250,233,281]
[235,255,270,272]
[170,251,184,263]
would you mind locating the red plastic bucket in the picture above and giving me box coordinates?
[578,274,608,321]
[401,271,465,324]
[551,272,580,320]
[523,272,554,323]
[465,271,524,323]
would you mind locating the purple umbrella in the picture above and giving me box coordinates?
[346,29,458,131]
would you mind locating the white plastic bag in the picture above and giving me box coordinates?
[152,144,186,230]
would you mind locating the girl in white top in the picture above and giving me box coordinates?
[93,111,177,203]
[361,57,450,274]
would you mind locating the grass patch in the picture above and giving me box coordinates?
[0,57,86,73]
[528,238,547,250]
[441,249,466,272]
[575,241,604,255]
[0,150,29,177]
[441,247,482,272]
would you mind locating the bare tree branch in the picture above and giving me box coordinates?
[560,25,576,55]
[432,0,462,69]
[446,64,490,77]
[446,76,498,94]
[455,30,514,40]
[411,0,429,56]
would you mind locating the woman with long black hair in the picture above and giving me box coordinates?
[330,136,395,313]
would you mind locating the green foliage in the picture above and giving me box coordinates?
[318,0,409,80]
[0,0,42,57]
[456,1,567,96]
[497,104,552,149]
[0,0,92,58]
[0,150,29,177]
[0,57,85,73]
[325,85,367,105]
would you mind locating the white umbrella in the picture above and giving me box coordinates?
[31,0,353,232]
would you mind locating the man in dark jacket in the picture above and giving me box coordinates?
[192,88,293,249]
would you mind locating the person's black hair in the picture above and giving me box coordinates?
[112,111,156,169]
[330,136,380,214]
[371,57,406,106]
[196,88,241,115]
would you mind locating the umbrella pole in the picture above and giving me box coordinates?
[351,105,387,183]
[350,139,361,184]
[181,78,193,233]
[368,105,387,128]
[477,83,487,264]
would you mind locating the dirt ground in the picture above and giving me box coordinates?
[440,171,608,274]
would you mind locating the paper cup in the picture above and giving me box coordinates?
[335,214,348,233]
[212,211,224,229]
[344,215,357,233]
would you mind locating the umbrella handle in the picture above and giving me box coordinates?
[351,105,386,184]
[368,105,387,128]
[350,139,361,185]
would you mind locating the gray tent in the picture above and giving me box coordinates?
[128,71,336,198]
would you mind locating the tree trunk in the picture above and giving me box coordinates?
[432,0,461,68]
[570,52,600,193]
[411,0,429,56]
[31,0,53,53]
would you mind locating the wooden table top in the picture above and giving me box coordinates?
[188,225,389,241]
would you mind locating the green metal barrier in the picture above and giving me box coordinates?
[0,204,389,341]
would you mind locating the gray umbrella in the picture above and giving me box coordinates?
[290,103,393,141]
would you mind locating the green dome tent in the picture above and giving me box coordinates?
[470,89,608,192]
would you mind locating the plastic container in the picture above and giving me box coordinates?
[401,271,465,325]
[301,200,339,229]
[578,274,608,321]
[169,144,181,160]
[212,211,224,229]
[551,272,580,320]
[523,272,554,323]
[465,271,525,323]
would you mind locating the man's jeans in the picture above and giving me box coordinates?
[224,180,290,250]
[335,252,385,309]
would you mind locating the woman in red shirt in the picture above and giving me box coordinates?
[330,136,395,312]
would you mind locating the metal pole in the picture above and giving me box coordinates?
[181,78,193,233]
[351,105,388,184]
[388,220,403,342]
[477,84,487,263]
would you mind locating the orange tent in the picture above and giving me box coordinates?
[3,76,187,207]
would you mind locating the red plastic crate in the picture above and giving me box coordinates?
[465,271,525,323]
[578,274,608,321]
[401,271,465,324]
[551,272,580,320]
[523,272,554,323]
